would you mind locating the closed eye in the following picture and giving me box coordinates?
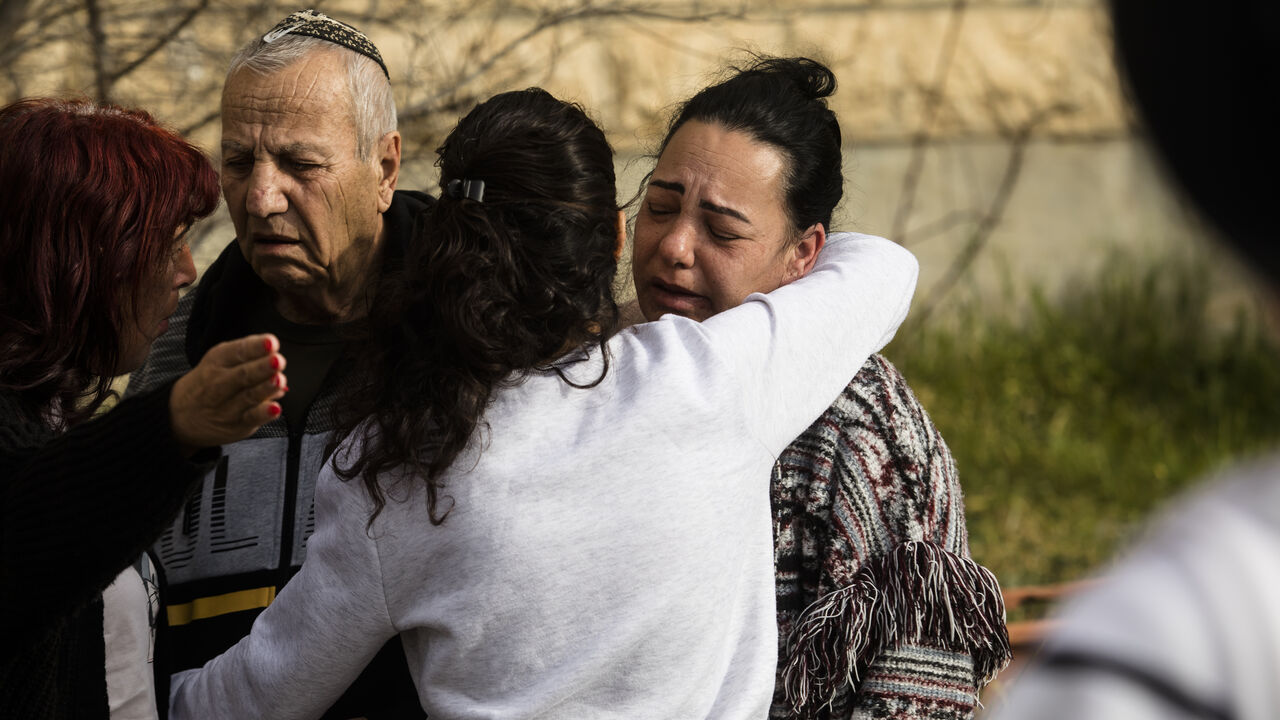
[286,159,322,173]
[222,155,253,173]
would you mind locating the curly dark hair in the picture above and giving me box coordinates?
[0,98,219,428]
[334,88,621,524]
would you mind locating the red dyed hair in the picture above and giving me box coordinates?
[0,98,220,428]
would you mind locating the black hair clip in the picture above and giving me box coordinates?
[446,178,486,203]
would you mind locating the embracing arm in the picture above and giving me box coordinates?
[169,464,400,720]
[701,232,918,454]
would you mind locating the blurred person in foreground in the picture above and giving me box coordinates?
[0,98,287,720]
[989,2,1280,719]
[124,9,430,716]
[627,55,1010,719]
[169,86,917,719]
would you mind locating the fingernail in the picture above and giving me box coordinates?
[271,355,282,371]
[283,385,290,393]
[262,338,274,353]
[268,403,282,417]
[274,374,284,389]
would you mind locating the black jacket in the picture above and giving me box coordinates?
[0,385,214,720]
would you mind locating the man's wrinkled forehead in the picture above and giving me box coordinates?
[221,55,356,143]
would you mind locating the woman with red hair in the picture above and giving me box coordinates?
[0,98,289,719]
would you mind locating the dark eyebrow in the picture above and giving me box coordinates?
[699,200,750,224]
[650,179,685,194]
[649,179,751,224]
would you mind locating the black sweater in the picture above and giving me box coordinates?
[0,385,215,719]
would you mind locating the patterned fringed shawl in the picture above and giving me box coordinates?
[771,355,1011,719]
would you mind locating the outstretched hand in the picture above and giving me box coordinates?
[169,334,288,454]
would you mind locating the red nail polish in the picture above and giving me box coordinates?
[268,403,282,417]
[271,355,281,371]
[262,338,273,353]
[283,385,290,393]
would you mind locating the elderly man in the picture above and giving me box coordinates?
[127,10,428,717]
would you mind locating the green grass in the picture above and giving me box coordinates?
[883,252,1280,592]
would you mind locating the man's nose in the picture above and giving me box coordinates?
[245,164,287,218]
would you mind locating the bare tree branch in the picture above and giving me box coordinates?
[907,101,1075,328]
[84,0,111,101]
[1,1,84,68]
[902,208,982,247]
[0,0,35,61]
[399,1,739,123]
[181,107,221,137]
[617,12,728,63]
[890,0,967,245]
[109,0,211,83]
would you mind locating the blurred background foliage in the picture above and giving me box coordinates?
[886,250,1280,590]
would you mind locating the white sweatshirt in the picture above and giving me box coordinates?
[170,232,918,720]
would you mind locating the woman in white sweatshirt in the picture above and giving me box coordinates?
[170,87,917,720]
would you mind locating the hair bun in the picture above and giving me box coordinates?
[745,56,836,101]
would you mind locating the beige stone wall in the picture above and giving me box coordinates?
[4,1,1127,147]
[353,0,1127,154]
[538,1,1127,150]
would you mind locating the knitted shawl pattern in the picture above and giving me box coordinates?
[770,354,1011,719]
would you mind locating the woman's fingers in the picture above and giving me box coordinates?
[200,334,286,404]
[241,399,284,428]
[205,333,278,368]
[243,372,288,409]
[235,371,288,430]
[169,333,289,452]
[233,351,287,400]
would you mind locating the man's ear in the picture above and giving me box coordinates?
[784,223,826,283]
[614,209,627,261]
[375,131,401,213]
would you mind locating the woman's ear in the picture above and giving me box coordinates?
[614,209,628,261]
[784,223,826,283]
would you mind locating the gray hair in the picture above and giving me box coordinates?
[226,34,397,160]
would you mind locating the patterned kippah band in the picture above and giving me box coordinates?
[261,9,389,79]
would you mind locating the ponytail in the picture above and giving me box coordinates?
[334,88,620,525]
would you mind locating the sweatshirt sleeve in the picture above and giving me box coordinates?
[0,382,216,649]
[169,461,399,720]
[699,232,918,453]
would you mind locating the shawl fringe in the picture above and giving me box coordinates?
[781,540,1012,715]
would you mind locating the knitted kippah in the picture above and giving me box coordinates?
[261,9,388,79]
